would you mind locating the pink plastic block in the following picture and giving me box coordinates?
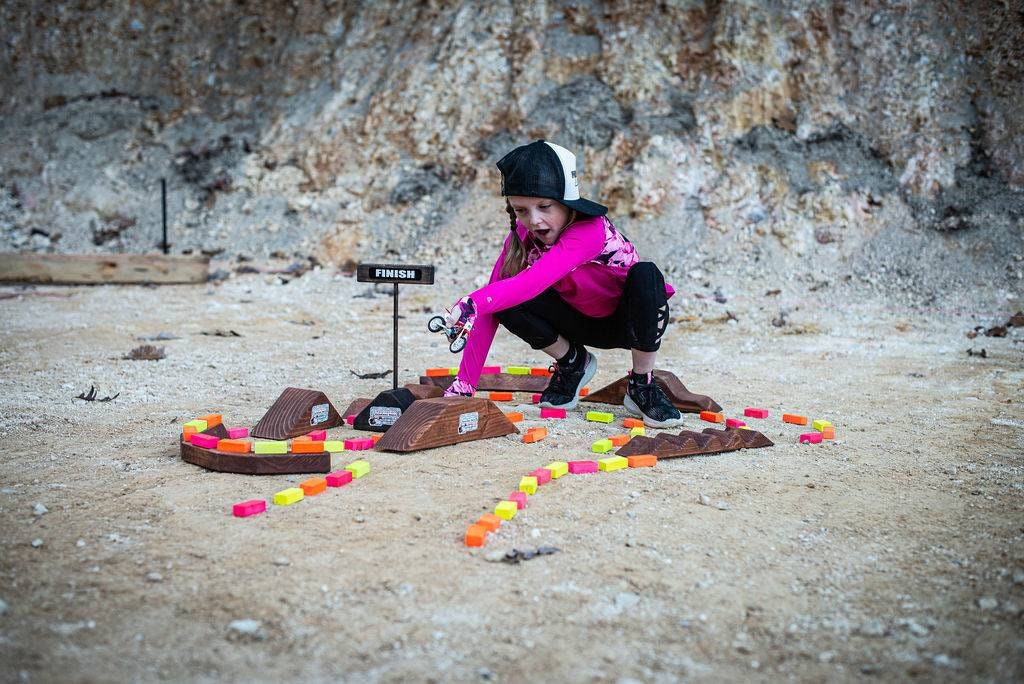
[744,407,769,419]
[725,418,746,429]
[326,470,354,487]
[344,438,374,451]
[345,414,356,425]
[531,394,541,404]
[308,429,327,441]
[226,426,249,439]
[540,407,566,419]
[529,468,552,485]
[190,433,219,449]
[482,365,501,374]
[232,499,266,518]
[508,491,528,510]
[568,460,599,474]
[799,432,823,444]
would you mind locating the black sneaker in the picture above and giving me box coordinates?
[623,372,684,427]
[538,351,597,410]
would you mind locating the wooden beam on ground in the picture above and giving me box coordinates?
[0,253,209,285]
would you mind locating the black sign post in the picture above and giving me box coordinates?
[356,263,436,389]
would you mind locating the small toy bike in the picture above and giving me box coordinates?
[427,297,475,353]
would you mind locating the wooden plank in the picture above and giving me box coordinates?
[581,370,723,413]
[403,383,444,400]
[180,440,331,474]
[375,397,518,453]
[0,253,209,285]
[420,373,549,393]
[250,388,342,440]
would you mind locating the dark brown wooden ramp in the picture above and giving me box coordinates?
[180,440,331,475]
[375,397,519,453]
[420,373,549,393]
[404,383,444,400]
[581,370,722,413]
[251,388,343,440]
[341,398,372,420]
[614,427,773,459]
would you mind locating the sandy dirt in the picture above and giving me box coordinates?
[0,269,1022,682]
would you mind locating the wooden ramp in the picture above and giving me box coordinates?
[616,427,773,459]
[180,440,331,474]
[581,370,723,413]
[251,387,342,440]
[375,397,518,453]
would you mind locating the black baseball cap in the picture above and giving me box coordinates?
[496,140,608,217]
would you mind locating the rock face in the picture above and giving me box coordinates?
[0,1,1021,300]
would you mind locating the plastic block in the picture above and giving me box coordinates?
[609,434,631,447]
[519,476,538,495]
[465,524,488,547]
[476,513,503,532]
[783,413,808,425]
[272,488,304,506]
[531,394,541,404]
[371,434,382,444]
[725,418,746,429]
[182,426,198,440]
[744,407,769,419]
[821,426,836,440]
[522,428,547,443]
[216,438,251,454]
[232,499,266,518]
[345,414,356,425]
[293,435,312,443]
[495,501,518,520]
[545,461,569,479]
[591,438,614,453]
[183,419,208,433]
[531,367,552,376]
[226,427,249,439]
[344,438,373,451]
[628,455,657,468]
[629,426,646,438]
[799,432,823,444]
[504,412,524,423]
[323,440,345,452]
[425,367,450,377]
[292,440,325,454]
[812,419,833,432]
[189,433,219,449]
[308,429,327,441]
[198,413,222,428]
[568,460,599,474]
[254,440,287,454]
[623,418,645,429]
[586,411,614,423]
[489,391,513,401]
[300,478,327,496]
[598,456,629,472]
[508,491,528,510]
[540,407,566,419]
[529,468,552,485]
[326,470,353,487]
[505,366,530,375]
[449,367,459,376]
[579,387,589,397]
[482,365,501,374]
[700,411,724,423]
[345,460,371,478]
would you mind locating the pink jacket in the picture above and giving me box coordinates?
[456,215,675,387]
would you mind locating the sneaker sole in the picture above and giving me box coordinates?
[623,393,686,428]
[538,353,597,411]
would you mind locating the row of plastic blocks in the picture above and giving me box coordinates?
[425,367,461,377]
[232,461,371,517]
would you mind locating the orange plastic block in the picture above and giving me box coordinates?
[504,412,524,423]
[522,427,548,443]
[476,513,503,532]
[371,434,382,444]
[489,391,513,401]
[700,411,724,423]
[622,418,645,429]
[293,435,312,443]
[530,367,552,376]
[821,425,836,439]
[426,368,450,377]
[198,413,222,428]
[182,425,198,440]
[291,440,325,453]
[628,455,657,468]
[783,413,808,426]
[465,524,488,547]
[609,434,631,447]
[216,438,251,454]
[580,387,589,397]
[300,478,327,496]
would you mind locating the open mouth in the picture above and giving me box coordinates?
[533,228,552,239]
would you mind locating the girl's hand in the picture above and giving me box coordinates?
[444,296,477,331]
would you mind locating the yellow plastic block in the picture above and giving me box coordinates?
[586,411,614,423]
[591,438,614,453]
[254,440,288,454]
[345,460,371,478]
[272,487,304,506]
[183,419,208,432]
[545,461,569,479]
[813,419,833,432]
[630,426,646,437]
[519,476,538,495]
[495,500,518,520]
[505,366,530,375]
[598,456,629,472]
[323,440,345,452]
[449,367,459,376]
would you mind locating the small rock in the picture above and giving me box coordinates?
[353,515,365,523]
[818,651,835,663]
[272,557,290,566]
[1012,569,1024,585]
[715,500,730,510]
[483,550,506,563]
[977,596,999,610]
[31,538,43,548]
[697,493,711,506]
[0,597,7,615]
[228,619,265,640]
[933,654,959,668]
[33,503,48,517]
[857,619,887,637]
[145,572,163,583]
[900,618,929,637]
[530,528,541,538]
[76,539,86,548]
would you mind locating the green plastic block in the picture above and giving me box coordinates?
[254,440,288,454]
[598,456,629,472]
[183,419,208,432]
[586,411,614,423]
[323,440,345,452]
[591,439,614,453]
[812,419,833,432]
[273,487,304,505]
[505,366,530,375]
[345,460,370,478]
[495,500,518,520]
[519,475,538,495]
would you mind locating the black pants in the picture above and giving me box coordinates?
[496,262,670,352]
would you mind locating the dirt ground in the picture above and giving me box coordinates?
[0,269,1022,683]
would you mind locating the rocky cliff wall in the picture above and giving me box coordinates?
[1,0,1022,302]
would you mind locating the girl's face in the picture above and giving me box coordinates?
[507,195,574,246]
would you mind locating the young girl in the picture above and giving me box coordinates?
[441,140,683,427]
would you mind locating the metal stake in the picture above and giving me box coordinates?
[160,178,168,254]
[393,283,399,390]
